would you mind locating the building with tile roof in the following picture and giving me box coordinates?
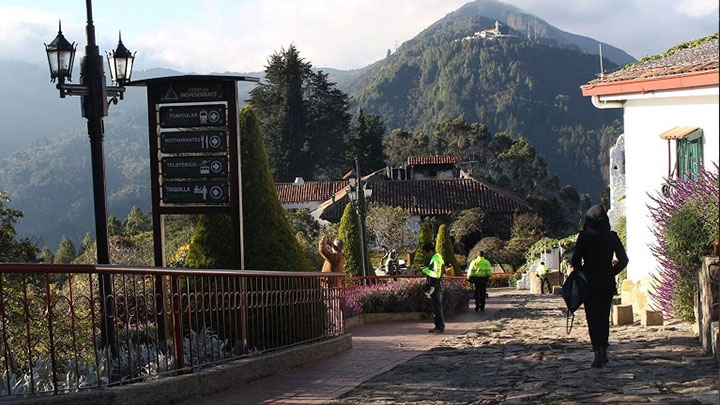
[581,33,719,314]
[275,178,347,211]
[318,178,531,224]
[275,156,532,233]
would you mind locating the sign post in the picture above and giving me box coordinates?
[130,75,258,363]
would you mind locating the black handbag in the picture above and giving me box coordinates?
[561,269,588,333]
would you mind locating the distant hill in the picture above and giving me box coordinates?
[1,0,627,250]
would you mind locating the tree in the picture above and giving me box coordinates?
[239,105,311,271]
[124,206,151,236]
[346,110,385,173]
[505,212,545,269]
[285,209,321,241]
[412,219,433,272]
[40,248,54,264]
[79,232,94,256]
[383,129,431,167]
[54,235,77,264]
[0,192,39,263]
[450,208,512,255]
[365,202,415,259]
[249,44,351,181]
[107,214,123,237]
[337,203,363,277]
[436,224,460,276]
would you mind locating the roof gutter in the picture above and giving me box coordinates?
[591,95,624,109]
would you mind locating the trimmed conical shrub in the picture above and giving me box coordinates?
[436,224,461,276]
[412,219,433,272]
[338,203,363,277]
[186,214,232,269]
[239,105,311,271]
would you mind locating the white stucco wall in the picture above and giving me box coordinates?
[620,89,719,282]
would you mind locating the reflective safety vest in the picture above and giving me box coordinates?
[422,252,444,279]
[468,256,492,277]
[536,263,548,276]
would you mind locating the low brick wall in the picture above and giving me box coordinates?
[15,334,352,405]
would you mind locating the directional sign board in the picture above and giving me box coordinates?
[162,181,229,204]
[162,156,228,178]
[160,131,227,154]
[159,104,226,128]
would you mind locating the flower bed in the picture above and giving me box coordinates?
[342,277,470,320]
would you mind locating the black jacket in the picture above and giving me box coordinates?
[571,204,629,297]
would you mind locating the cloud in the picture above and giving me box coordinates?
[677,0,719,16]
[2,0,718,73]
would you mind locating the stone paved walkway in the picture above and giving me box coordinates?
[186,290,719,404]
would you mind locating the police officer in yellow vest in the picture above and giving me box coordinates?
[421,243,445,333]
[467,251,492,311]
[536,261,550,294]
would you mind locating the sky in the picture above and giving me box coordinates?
[0,0,717,74]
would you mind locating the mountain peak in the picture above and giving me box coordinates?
[441,0,635,66]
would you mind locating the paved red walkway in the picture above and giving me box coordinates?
[182,292,513,404]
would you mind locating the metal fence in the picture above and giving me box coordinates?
[0,263,344,399]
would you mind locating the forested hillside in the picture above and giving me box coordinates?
[0,109,151,249]
[350,13,622,196]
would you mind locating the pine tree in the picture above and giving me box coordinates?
[79,232,94,256]
[346,110,386,174]
[436,224,461,276]
[124,206,151,236]
[107,214,123,236]
[54,235,76,264]
[337,203,364,277]
[249,44,350,181]
[412,219,433,272]
[40,248,54,263]
[0,193,39,263]
[239,105,311,271]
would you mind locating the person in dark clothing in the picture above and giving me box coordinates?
[571,204,629,368]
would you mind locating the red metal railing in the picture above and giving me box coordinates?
[0,263,344,399]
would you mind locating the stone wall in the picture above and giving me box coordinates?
[608,134,626,231]
[620,277,653,314]
[696,256,720,363]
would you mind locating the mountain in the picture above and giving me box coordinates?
[347,0,625,201]
[1,0,627,250]
[446,0,635,66]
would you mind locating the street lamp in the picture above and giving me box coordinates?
[44,0,136,357]
[347,159,372,278]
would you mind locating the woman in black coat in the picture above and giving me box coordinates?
[571,204,629,368]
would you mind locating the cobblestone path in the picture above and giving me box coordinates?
[331,292,719,404]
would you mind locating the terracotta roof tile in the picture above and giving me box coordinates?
[407,156,458,166]
[275,181,347,203]
[587,36,718,85]
[319,179,531,222]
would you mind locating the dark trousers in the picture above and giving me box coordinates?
[429,278,444,331]
[539,275,551,294]
[584,291,613,349]
[469,276,489,310]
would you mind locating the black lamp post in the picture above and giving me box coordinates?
[44,0,135,357]
[347,159,372,278]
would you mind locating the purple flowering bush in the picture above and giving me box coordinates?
[647,162,719,322]
[342,277,470,319]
